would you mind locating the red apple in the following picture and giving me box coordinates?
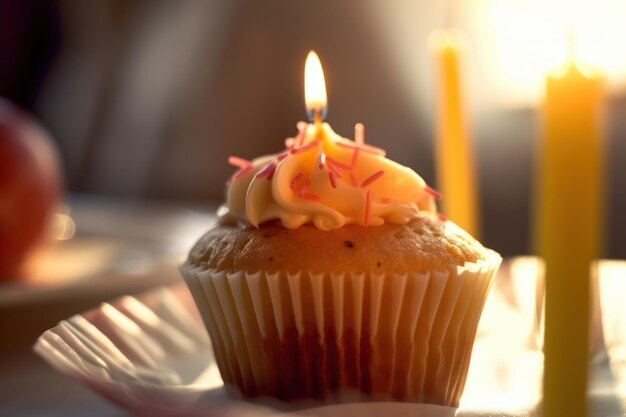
[0,99,62,281]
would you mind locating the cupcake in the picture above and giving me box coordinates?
[180,120,501,407]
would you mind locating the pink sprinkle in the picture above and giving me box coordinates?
[328,172,337,188]
[297,121,308,146]
[277,151,290,161]
[298,179,310,197]
[354,123,364,145]
[234,166,252,179]
[317,152,326,169]
[364,190,371,226]
[291,141,318,155]
[425,186,442,200]
[226,165,253,185]
[228,156,251,168]
[350,147,359,167]
[255,162,276,180]
[285,138,296,148]
[290,172,304,190]
[360,170,385,188]
[326,162,342,179]
[336,142,386,156]
[326,156,353,172]
[302,193,320,201]
[349,173,358,187]
[438,212,447,221]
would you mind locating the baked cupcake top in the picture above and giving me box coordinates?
[188,214,486,274]
[222,122,439,231]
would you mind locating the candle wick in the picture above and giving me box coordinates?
[314,109,322,125]
[307,107,327,125]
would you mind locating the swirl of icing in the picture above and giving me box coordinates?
[222,122,438,231]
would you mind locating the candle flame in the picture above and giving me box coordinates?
[304,50,328,122]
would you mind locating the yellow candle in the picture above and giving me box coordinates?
[536,60,604,417]
[431,30,480,238]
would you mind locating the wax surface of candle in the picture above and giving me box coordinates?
[432,31,480,238]
[537,61,604,417]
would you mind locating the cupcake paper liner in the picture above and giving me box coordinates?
[180,250,501,406]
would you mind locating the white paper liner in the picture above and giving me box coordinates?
[33,287,232,417]
[32,284,460,417]
[181,250,501,406]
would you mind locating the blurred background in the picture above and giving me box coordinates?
[3,0,626,257]
[2,1,626,414]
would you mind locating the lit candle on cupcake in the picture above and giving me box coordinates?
[181,50,501,406]
[225,51,437,230]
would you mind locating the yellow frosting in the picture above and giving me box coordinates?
[222,123,437,231]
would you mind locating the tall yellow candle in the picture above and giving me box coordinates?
[536,59,604,417]
[431,30,480,238]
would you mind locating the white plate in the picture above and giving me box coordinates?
[34,264,554,417]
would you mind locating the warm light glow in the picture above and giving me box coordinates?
[304,50,327,121]
[22,239,117,285]
[473,0,626,104]
[362,1,626,113]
